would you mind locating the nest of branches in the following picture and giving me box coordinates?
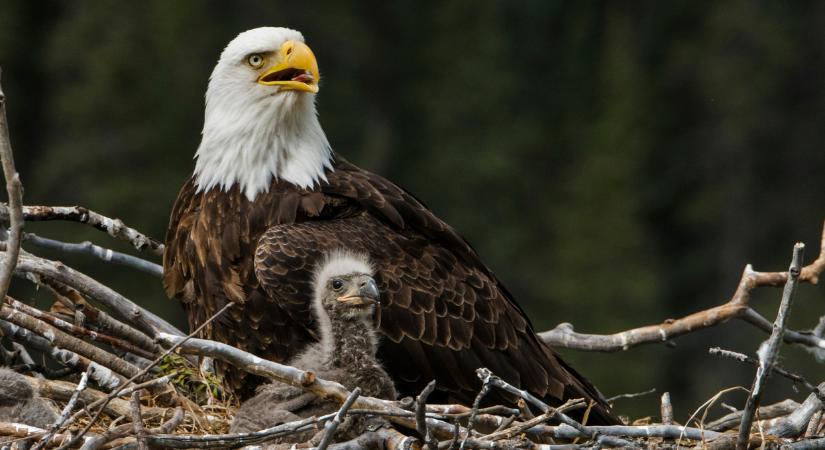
[2,70,825,450]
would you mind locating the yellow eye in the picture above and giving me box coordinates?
[247,54,265,69]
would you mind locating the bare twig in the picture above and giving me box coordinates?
[705,399,800,432]
[0,205,164,255]
[805,410,822,437]
[0,299,145,383]
[737,243,805,449]
[709,347,821,397]
[474,368,637,448]
[416,380,438,450]
[13,251,182,337]
[660,392,673,425]
[762,382,825,438]
[6,297,157,359]
[130,390,148,450]
[0,67,24,302]
[31,366,92,450]
[606,388,656,404]
[23,232,162,277]
[36,279,164,354]
[461,373,492,449]
[0,422,97,447]
[156,333,469,441]
[0,318,125,389]
[55,303,233,449]
[28,373,170,419]
[540,222,825,352]
[317,387,361,450]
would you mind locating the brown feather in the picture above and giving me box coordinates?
[163,156,619,423]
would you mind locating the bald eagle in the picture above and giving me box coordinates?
[163,27,617,424]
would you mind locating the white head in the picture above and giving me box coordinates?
[194,27,333,200]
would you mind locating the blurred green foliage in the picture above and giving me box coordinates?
[1,0,823,419]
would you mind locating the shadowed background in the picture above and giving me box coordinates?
[1,0,824,420]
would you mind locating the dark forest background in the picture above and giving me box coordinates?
[1,0,824,420]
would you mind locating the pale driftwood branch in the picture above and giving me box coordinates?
[130,390,148,450]
[23,232,162,277]
[415,380,438,450]
[474,368,638,448]
[31,366,92,450]
[737,243,805,449]
[606,388,656,404]
[317,387,361,450]
[155,333,468,441]
[660,392,673,425]
[327,427,419,450]
[762,382,825,438]
[0,204,164,256]
[29,373,169,420]
[705,399,800,432]
[0,67,24,302]
[0,422,97,447]
[139,413,330,448]
[6,297,157,360]
[709,347,819,395]
[56,304,233,450]
[540,221,825,352]
[461,372,492,449]
[806,410,822,437]
[39,279,164,355]
[13,251,182,337]
[53,374,176,450]
[0,317,126,390]
[0,299,145,383]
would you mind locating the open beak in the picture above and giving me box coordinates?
[336,278,380,306]
[257,40,320,93]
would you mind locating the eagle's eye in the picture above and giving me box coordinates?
[247,54,265,69]
[331,279,344,291]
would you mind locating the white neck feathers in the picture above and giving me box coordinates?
[193,91,332,201]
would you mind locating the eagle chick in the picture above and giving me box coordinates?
[231,251,396,438]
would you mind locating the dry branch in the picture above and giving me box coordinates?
[709,347,819,396]
[539,221,825,352]
[0,316,126,390]
[23,232,162,277]
[29,374,169,420]
[6,297,157,360]
[737,243,805,449]
[155,333,467,441]
[0,422,97,447]
[129,390,148,450]
[0,67,24,302]
[13,251,182,337]
[0,205,164,256]
[0,298,146,383]
[32,367,92,450]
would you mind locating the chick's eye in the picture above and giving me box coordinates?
[247,54,265,68]
[331,279,343,290]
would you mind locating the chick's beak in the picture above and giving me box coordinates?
[257,40,320,93]
[337,278,380,306]
[359,278,380,303]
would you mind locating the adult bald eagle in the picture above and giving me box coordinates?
[163,27,617,424]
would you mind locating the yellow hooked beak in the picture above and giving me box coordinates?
[257,40,320,93]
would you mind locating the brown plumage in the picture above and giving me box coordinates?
[164,27,618,425]
[164,156,617,424]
